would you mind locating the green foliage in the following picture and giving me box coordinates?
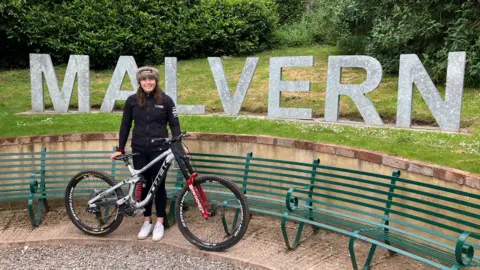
[0,0,278,69]
[189,0,279,56]
[273,15,317,47]
[272,0,347,48]
[274,0,306,25]
[313,0,480,86]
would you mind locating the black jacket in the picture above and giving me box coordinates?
[118,93,181,152]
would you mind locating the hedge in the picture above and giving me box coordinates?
[0,0,278,69]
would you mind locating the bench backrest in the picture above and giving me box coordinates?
[311,163,480,252]
[0,149,180,203]
[189,152,480,252]
[0,148,48,202]
[189,152,318,213]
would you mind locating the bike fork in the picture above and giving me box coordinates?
[187,173,211,218]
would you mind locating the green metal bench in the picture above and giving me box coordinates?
[0,148,50,225]
[2,149,479,269]
[284,164,480,270]
[0,148,180,226]
[166,152,480,270]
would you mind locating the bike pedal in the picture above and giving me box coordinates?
[133,208,145,215]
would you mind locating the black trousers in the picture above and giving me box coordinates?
[132,150,167,218]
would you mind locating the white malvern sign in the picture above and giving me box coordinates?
[29,51,466,131]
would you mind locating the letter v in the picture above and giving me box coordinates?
[208,57,259,115]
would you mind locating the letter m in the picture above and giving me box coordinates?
[30,54,90,113]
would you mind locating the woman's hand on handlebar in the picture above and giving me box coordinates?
[111,151,123,160]
[183,146,191,159]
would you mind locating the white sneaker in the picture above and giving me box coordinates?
[152,223,164,242]
[137,221,153,240]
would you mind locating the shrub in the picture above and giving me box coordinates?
[0,0,278,69]
[314,0,480,85]
[274,0,306,25]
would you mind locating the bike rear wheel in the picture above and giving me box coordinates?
[175,175,249,251]
[65,170,124,236]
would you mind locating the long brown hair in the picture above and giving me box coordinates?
[136,77,164,107]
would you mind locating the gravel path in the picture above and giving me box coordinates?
[0,244,255,270]
[0,207,437,270]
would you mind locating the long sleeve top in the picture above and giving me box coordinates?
[117,93,181,153]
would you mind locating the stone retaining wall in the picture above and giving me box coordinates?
[0,132,478,189]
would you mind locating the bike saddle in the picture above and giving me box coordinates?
[113,153,139,161]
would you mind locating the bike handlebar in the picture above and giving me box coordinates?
[113,132,189,163]
[151,132,189,144]
[113,152,139,161]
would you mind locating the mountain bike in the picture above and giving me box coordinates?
[64,132,250,251]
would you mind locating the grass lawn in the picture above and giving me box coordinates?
[0,45,479,173]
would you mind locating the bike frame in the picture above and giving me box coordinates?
[87,144,211,218]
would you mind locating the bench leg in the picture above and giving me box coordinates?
[349,235,360,270]
[44,199,50,213]
[28,197,48,226]
[349,232,377,270]
[95,208,110,225]
[221,214,231,235]
[221,208,240,235]
[164,199,177,228]
[281,213,305,250]
[384,240,396,257]
[364,243,378,269]
[308,209,320,234]
[220,200,242,235]
[311,224,320,234]
[382,226,396,257]
[42,190,50,212]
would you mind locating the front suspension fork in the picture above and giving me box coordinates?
[186,173,211,218]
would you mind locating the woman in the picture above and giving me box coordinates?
[111,66,181,241]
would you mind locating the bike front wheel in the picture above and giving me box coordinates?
[65,170,124,236]
[175,175,250,251]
